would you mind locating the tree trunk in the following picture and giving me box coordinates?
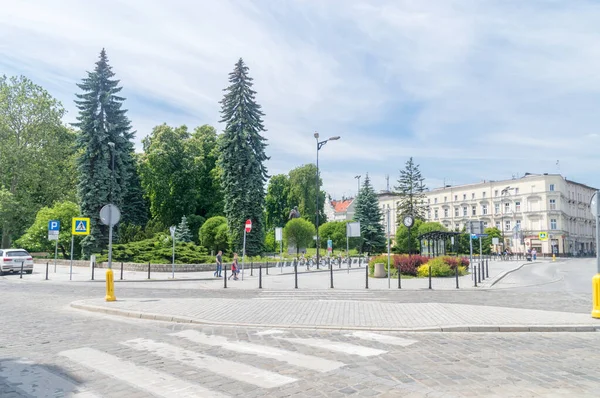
[1,226,11,249]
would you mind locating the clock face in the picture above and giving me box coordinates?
[403,216,414,227]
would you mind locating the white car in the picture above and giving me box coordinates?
[0,249,34,275]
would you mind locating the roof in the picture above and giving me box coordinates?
[331,199,354,213]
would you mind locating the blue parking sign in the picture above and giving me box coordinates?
[48,220,60,231]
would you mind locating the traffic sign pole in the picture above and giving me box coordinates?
[54,239,58,273]
[592,190,600,318]
[242,228,247,281]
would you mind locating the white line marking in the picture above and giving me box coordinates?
[122,338,296,388]
[278,337,387,357]
[172,330,344,373]
[254,329,287,336]
[59,347,229,398]
[346,331,418,347]
[0,359,101,398]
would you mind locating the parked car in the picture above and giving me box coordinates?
[0,249,34,275]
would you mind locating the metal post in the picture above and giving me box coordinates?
[365,260,369,289]
[251,261,254,277]
[259,262,262,289]
[224,265,227,288]
[398,262,401,289]
[69,235,74,281]
[120,262,124,280]
[45,262,49,280]
[148,262,151,279]
[486,259,489,278]
[316,140,320,271]
[266,260,269,275]
[469,223,473,280]
[481,261,485,281]
[241,229,246,281]
[329,256,333,289]
[387,208,391,289]
[455,264,459,289]
[294,259,298,289]
[20,260,24,279]
[428,265,432,289]
[473,265,477,287]
[54,239,58,273]
[172,233,175,279]
[478,262,482,284]
[91,260,95,280]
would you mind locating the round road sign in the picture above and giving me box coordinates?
[245,219,252,233]
[99,204,121,226]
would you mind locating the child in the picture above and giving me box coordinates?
[228,253,239,280]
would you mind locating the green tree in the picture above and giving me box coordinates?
[175,215,192,242]
[219,58,268,256]
[15,201,80,258]
[354,175,386,255]
[481,227,502,254]
[199,216,229,254]
[288,164,326,227]
[265,174,291,230]
[394,157,428,221]
[318,220,361,251]
[284,218,316,257]
[190,125,224,218]
[417,221,447,235]
[394,218,423,254]
[73,49,144,257]
[0,75,77,248]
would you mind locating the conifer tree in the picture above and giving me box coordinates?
[394,157,429,220]
[175,215,192,242]
[73,49,146,256]
[218,58,268,256]
[353,174,386,254]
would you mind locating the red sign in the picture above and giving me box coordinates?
[245,219,252,233]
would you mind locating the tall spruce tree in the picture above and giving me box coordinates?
[219,58,268,256]
[394,157,429,221]
[73,49,146,257]
[353,174,386,255]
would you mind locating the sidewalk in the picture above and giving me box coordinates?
[23,258,532,291]
[72,295,600,332]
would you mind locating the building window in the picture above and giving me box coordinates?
[444,196,447,203]
[505,220,511,231]
[550,184,555,191]
[482,205,488,215]
[495,221,501,229]
[455,223,459,231]
[463,194,466,200]
[549,199,556,210]
[516,220,521,228]
[427,210,431,219]
[434,198,438,204]
[472,193,475,199]
[434,209,438,220]
[494,190,499,197]
[472,205,476,216]
[444,208,448,218]
[515,188,519,194]
[504,202,510,212]
[515,201,521,212]
[463,206,467,216]
[454,207,459,217]
[483,191,486,198]
[551,219,557,230]
[495,203,500,214]
[454,195,458,201]
[428,198,431,204]
[483,221,488,228]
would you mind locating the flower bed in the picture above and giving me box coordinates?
[369,255,469,277]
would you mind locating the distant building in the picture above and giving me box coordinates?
[378,173,597,255]
[324,197,356,222]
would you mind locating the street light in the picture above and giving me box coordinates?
[107,142,115,271]
[315,132,340,278]
[355,175,361,195]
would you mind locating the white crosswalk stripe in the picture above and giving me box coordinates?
[277,337,387,357]
[347,331,418,347]
[122,338,297,388]
[59,347,229,398]
[172,329,345,372]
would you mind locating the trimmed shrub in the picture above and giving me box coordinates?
[394,255,429,276]
[417,258,469,277]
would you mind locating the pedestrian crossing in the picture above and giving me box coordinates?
[256,290,381,301]
[3,329,419,397]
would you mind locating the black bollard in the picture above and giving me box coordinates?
[478,262,482,283]
[474,266,478,287]
[294,259,298,289]
[398,265,401,289]
[455,265,459,289]
[45,262,49,280]
[120,262,124,280]
[91,260,95,280]
[266,260,269,275]
[20,260,24,279]
[365,261,369,289]
[486,259,489,278]
[259,263,262,289]
[251,261,253,277]
[428,265,432,289]
[148,262,151,279]
[224,265,227,288]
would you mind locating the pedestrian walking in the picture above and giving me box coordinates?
[214,250,223,277]
[532,248,537,261]
[228,253,239,281]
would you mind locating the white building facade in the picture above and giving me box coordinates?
[378,173,597,255]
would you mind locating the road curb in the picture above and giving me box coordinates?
[486,261,534,287]
[71,301,600,333]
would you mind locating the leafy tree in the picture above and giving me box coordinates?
[219,58,268,256]
[15,201,80,259]
[0,75,77,248]
[175,215,192,242]
[73,49,144,257]
[394,157,428,221]
[417,221,447,235]
[354,175,386,255]
[190,125,223,218]
[318,220,360,251]
[265,174,291,230]
[288,164,326,227]
[394,218,424,254]
[199,216,229,254]
[481,227,502,254]
[284,218,315,257]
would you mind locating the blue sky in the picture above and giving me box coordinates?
[2,0,600,198]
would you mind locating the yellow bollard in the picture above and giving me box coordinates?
[105,269,116,302]
[592,274,600,318]
[552,254,556,262]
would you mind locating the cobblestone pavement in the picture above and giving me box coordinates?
[2,282,600,397]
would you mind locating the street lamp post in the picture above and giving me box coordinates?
[315,132,340,273]
[355,175,361,196]
[107,142,115,271]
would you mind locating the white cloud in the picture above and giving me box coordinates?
[1,0,600,195]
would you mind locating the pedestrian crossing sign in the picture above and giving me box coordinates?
[72,217,91,235]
